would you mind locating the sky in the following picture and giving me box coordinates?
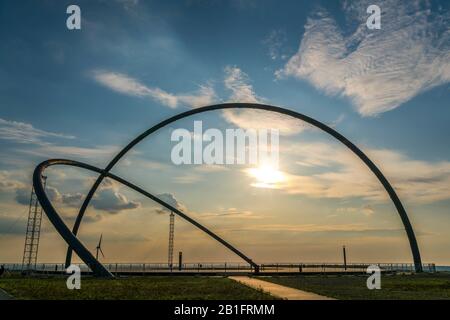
[1,0,450,266]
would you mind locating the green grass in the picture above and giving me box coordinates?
[260,272,450,300]
[0,275,276,300]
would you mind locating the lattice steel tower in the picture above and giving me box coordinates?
[168,211,175,268]
[22,175,47,272]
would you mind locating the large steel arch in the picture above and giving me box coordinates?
[51,103,421,274]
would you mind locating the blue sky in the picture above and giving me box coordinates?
[1,0,450,265]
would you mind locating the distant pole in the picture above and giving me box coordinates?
[343,245,347,271]
[178,251,182,271]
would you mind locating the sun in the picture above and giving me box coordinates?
[246,165,286,189]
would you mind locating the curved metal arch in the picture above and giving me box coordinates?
[33,159,259,277]
[59,103,421,273]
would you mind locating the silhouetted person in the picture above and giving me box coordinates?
[0,265,5,277]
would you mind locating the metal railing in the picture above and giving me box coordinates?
[1,262,436,274]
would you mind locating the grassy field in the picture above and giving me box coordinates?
[0,275,276,300]
[261,272,450,299]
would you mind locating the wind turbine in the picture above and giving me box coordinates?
[95,234,105,260]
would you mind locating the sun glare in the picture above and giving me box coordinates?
[247,165,286,189]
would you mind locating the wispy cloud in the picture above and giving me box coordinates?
[23,144,120,160]
[0,170,26,192]
[224,66,262,103]
[91,67,313,136]
[276,0,450,116]
[92,70,216,108]
[336,205,375,216]
[222,108,308,136]
[262,29,290,61]
[193,164,230,173]
[200,207,259,219]
[0,118,75,144]
[228,223,403,236]
[223,66,307,135]
[172,173,202,184]
[0,117,118,163]
[152,193,258,221]
[115,0,139,10]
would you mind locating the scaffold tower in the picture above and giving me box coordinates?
[22,175,47,272]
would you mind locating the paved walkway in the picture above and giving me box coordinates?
[0,288,13,300]
[229,276,334,300]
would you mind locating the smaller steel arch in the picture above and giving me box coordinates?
[33,159,259,277]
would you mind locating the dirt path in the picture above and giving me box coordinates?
[229,276,335,300]
[0,287,13,300]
